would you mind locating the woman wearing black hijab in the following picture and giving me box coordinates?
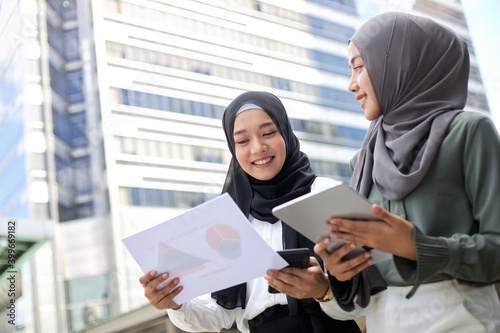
[140,91,361,333]
[315,12,500,332]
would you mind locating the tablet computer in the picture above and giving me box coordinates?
[272,184,379,255]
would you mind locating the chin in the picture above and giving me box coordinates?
[256,175,273,181]
[365,111,380,121]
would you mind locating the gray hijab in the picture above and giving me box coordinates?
[349,12,469,201]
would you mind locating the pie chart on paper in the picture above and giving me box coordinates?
[205,224,242,259]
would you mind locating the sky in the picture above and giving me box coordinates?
[461,0,500,128]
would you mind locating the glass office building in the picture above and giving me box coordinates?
[0,1,63,332]
[0,0,490,332]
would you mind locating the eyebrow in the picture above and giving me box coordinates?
[233,121,275,136]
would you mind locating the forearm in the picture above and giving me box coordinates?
[167,295,237,332]
[394,226,500,300]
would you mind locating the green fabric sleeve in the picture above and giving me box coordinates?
[394,114,500,297]
[328,272,360,312]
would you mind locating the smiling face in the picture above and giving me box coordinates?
[233,108,286,181]
[347,42,381,121]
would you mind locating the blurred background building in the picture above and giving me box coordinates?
[0,0,491,332]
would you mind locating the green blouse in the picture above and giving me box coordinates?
[331,111,500,310]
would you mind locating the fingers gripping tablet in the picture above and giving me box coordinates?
[268,248,310,293]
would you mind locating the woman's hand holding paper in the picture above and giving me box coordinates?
[139,271,183,310]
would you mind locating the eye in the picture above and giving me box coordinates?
[263,130,276,137]
[353,65,364,73]
[236,139,248,145]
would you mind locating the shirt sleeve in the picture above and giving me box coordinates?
[394,114,500,297]
[320,272,368,319]
[319,290,367,321]
[167,293,242,332]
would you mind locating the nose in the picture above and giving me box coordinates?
[250,138,267,154]
[348,76,358,93]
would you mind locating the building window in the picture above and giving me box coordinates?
[0,150,28,216]
[53,112,72,146]
[119,187,217,208]
[64,27,81,62]
[74,156,92,195]
[115,136,229,162]
[70,111,88,148]
[310,159,351,183]
[66,68,84,104]
[108,41,360,112]
[65,274,110,332]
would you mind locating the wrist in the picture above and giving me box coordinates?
[314,284,333,302]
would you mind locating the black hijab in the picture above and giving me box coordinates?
[221,91,316,222]
[349,12,468,200]
[212,91,317,311]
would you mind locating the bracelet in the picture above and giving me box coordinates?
[314,285,333,302]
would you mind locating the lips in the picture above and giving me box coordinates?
[252,156,273,165]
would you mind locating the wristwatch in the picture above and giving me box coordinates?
[315,285,333,302]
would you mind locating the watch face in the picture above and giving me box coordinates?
[326,289,333,301]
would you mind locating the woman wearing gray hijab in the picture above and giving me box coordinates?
[314,12,500,332]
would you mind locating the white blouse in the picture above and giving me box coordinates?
[167,177,364,332]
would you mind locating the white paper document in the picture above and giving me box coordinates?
[122,193,288,304]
